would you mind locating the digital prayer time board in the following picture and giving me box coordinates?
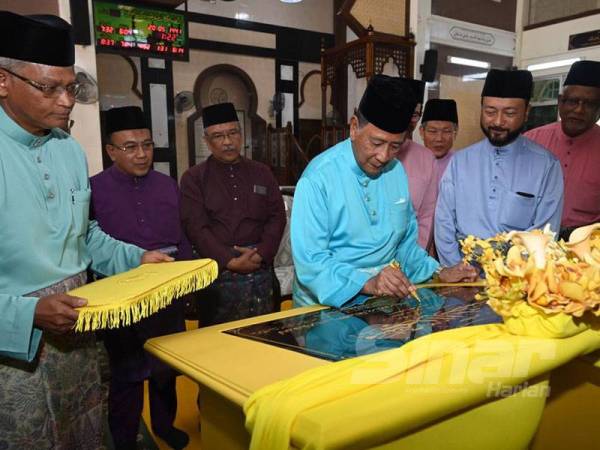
[93,1,188,60]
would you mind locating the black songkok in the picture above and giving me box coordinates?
[0,11,74,66]
[564,60,600,88]
[481,69,533,100]
[358,75,416,134]
[399,77,426,104]
[105,106,148,135]
[202,103,239,128]
[422,99,458,125]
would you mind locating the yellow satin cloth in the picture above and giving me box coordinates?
[244,323,600,450]
[70,259,218,332]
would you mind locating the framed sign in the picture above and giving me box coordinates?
[569,29,600,50]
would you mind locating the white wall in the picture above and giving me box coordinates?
[298,62,322,120]
[183,0,333,34]
[518,12,600,77]
[58,0,104,176]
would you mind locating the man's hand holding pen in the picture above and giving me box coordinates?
[363,261,419,300]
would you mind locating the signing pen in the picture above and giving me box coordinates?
[389,260,421,303]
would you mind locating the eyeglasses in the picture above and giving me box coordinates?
[2,68,81,99]
[110,141,155,154]
[205,129,241,143]
[559,96,600,111]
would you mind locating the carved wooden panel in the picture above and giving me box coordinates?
[324,44,367,85]
[374,45,410,75]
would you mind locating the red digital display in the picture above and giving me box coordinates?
[94,1,187,60]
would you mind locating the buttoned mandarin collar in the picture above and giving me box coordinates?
[486,135,523,155]
[209,154,246,171]
[557,123,598,146]
[108,164,150,186]
[0,105,64,149]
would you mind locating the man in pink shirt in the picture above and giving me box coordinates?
[525,60,600,240]
[419,98,459,187]
[396,78,438,252]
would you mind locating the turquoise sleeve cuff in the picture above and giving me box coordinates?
[0,295,42,362]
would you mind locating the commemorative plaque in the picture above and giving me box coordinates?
[224,286,502,361]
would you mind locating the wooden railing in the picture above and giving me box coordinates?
[260,122,350,185]
[266,122,311,186]
[321,125,349,150]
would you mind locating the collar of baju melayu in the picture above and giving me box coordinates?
[109,164,152,187]
[0,105,64,149]
[209,154,246,171]
[438,149,455,163]
[485,134,524,156]
[558,122,600,145]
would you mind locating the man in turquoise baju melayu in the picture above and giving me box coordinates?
[0,12,171,449]
[291,75,477,308]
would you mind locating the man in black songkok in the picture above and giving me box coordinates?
[180,102,286,326]
[420,98,459,160]
[290,74,478,309]
[0,10,171,450]
[525,60,600,237]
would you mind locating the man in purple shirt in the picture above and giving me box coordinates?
[180,102,286,325]
[91,106,189,450]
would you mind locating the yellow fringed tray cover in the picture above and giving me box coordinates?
[70,259,218,332]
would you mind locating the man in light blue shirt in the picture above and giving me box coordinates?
[292,75,477,308]
[435,69,564,266]
[0,12,170,449]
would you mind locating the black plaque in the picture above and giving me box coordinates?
[569,29,600,50]
[224,286,502,361]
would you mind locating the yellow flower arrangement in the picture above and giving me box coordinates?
[461,224,600,337]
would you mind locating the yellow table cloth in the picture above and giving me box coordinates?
[70,259,218,332]
[244,323,600,450]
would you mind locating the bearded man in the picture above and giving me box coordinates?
[434,69,564,266]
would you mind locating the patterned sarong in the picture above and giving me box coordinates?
[196,267,276,326]
[0,272,105,450]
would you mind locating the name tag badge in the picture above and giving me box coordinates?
[253,184,267,195]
